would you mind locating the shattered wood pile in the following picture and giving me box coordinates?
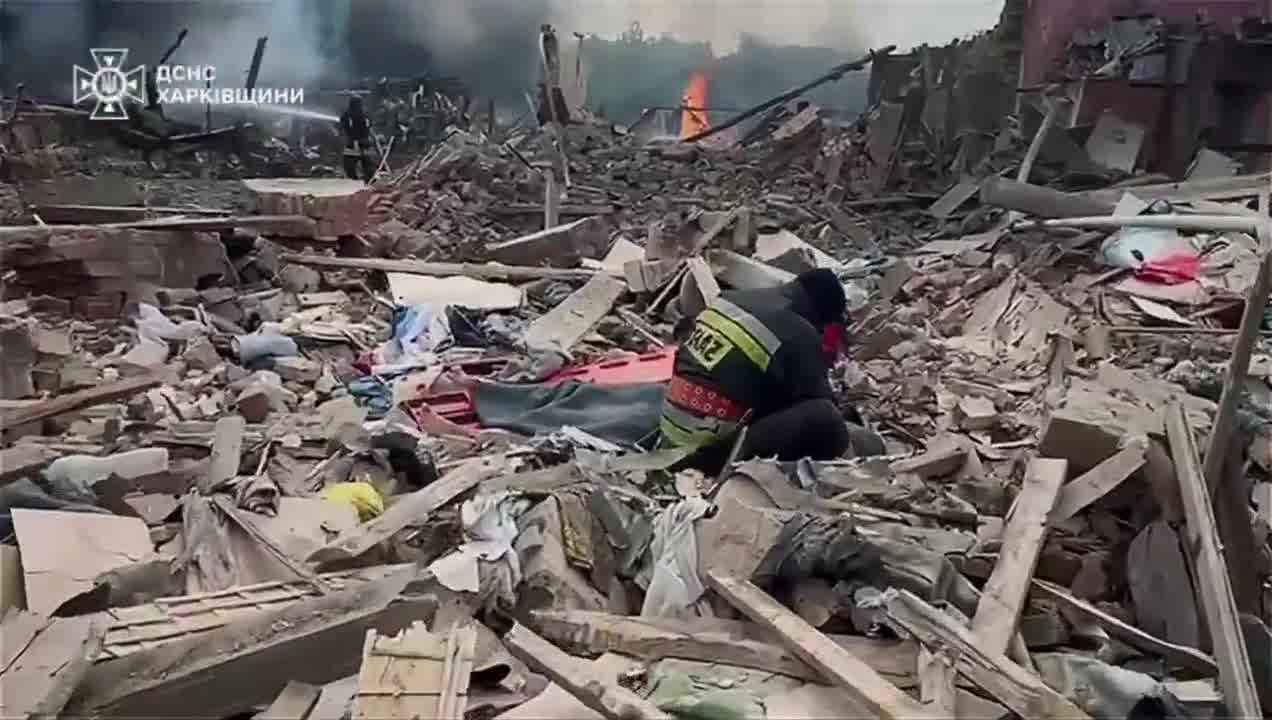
[2,8,1272,720]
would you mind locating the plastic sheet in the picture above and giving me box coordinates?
[1100,198,1201,284]
[373,304,452,374]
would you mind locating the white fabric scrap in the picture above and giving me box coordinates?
[641,497,712,618]
[428,491,526,593]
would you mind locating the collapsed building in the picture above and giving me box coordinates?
[2,2,1272,720]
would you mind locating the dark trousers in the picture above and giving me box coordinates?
[343,152,373,181]
[680,399,881,475]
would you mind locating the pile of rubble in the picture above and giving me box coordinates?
[4,7,1272,720]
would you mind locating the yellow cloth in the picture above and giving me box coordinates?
[321,481,384,521]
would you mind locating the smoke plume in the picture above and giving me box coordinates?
[1,0,1002,114]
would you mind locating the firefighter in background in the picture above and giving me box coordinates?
[661,268,884,472]
[339,96,374,182]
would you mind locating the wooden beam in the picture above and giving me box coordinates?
[1050,440,1147,524]
[883,589,1093,720]
[201,415,245,494]
[105,215,318,234]
[308,456,506,569]
[978,177,1114,219]
[1083,172,1272,205]
[523,274,626,353]
[1016,99,1058,185]
[0,612,106,719]
[1030,579,1216,676]
[706,571,938,720]
[29,203,230,224]
[529,609,921,687]
[971,457,1066,655]
[1164,403,1262,719]
[0,444,61,487]
[0,372,164,432]
[502,622,669,720]
[65,569,431,719]
[1203,253,1272,492]
[917,646,958,717]
[278,253,599,282]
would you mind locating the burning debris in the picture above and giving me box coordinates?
[3,5,1272,720]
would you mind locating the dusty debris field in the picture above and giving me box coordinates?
[2,8,1272,720]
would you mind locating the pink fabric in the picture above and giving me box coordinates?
[1137,251,1201,285]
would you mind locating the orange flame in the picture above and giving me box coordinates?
[680,70,711,140]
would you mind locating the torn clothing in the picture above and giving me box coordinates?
[660,281,836,454]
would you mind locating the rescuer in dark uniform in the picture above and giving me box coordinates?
[661,268,883,472]
[339,96,374,181]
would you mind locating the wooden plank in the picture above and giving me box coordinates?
[1164,403,1262,719]
[278,253,598,282]
[706,571,937,720]
[354,622,476,720]
[1050,440,1147,524]
[883,589,1093,720]
[1203,253,1272,491]
[979,177,1114,219]
[1030,579,1216,676]
[529,609,921,687]
[523,274,626,353]
[486,216,608,268]
[970,457,1066,655]
[926,178,982,219]
[917,646,958,716]
[490,202,618,217]
[106,215,318,234]
[260,680,321,720]
[0,444,60,486]
[1083,172,1272,205]
[99,566,409,660]
[0,371,164,431]
[503,622,670,720]
[65,568,429,719]
[0,612,106,719]
[202,415,245,494]
[308,456,505,569]
[29,203,229,224]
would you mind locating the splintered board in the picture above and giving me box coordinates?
[355,622,476,720]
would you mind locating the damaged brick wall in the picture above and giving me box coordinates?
[1020,0,1268,86]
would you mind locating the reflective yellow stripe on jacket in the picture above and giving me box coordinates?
[697,297,782,371]
[659,399,741,448]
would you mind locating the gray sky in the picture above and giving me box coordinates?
[554,0,1007,53]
